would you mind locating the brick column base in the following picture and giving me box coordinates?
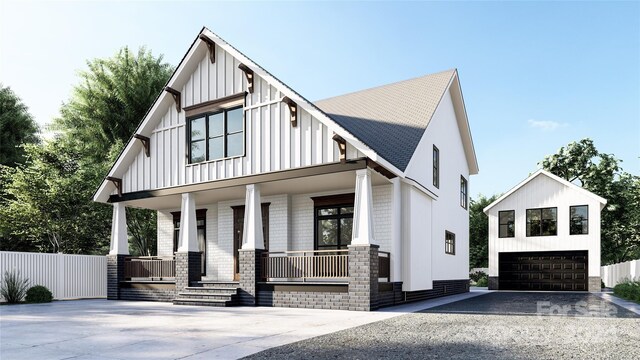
[176,252,202,292]
[348,244,379,311]
[488,277,499,290]
[107,254,126,300]
[239,249,264,306]
[588,276,602,292]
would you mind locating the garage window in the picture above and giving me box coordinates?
[499,210,515,238]
[445,231,455,255]
[570,205,589,235]
[526,207,557,237]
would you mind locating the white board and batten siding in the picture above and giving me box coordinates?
[0,252,107,300]
[486,173,603,278]
[120,45,363,194]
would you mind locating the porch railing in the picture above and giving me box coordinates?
[261,250,349,281]
[378,251,390,282]
[124,256,175,280]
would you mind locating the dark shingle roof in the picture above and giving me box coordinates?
[314,70,456,171]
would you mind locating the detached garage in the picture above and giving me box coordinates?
[484,170,606,292]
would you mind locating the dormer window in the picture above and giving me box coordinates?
[188,106,244,163]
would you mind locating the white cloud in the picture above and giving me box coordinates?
[527,119,568,131]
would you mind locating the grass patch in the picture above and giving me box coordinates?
[613,279,640,304]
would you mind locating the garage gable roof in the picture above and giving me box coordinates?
[483,169,607,214]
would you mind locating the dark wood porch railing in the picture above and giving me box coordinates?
[378,251,391,282]
[124,256,175,280]
[261,250,349,281]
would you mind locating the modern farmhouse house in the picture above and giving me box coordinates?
[484,169,606,292]
[94,27,478,311]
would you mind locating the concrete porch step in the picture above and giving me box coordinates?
[194,280,240,288]
[184,286,238,294]
[177,292,237,301]
[172,298,233,307]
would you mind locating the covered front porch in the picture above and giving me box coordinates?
[106,159,400,310]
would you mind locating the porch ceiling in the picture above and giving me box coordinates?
[121,167,390,211]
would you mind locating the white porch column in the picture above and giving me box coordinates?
[178,193,199,252]
[242,184,264,250]
[352,168,375,245]
[109,202,129,255]
[390,177,402,282]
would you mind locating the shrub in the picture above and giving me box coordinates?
[476,277,488,287]
[613,279,640,303]
[470,271,488,282]
[25,285,53,303]
[0,270,30,303]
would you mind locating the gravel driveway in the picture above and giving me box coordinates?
[246,292,640,359]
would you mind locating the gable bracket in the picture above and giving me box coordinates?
[281,96,298,127]
[366,159,397,179]
[164,87,181,112]
[133,134,150,157]
[238,63,254,93]
[106,176,123,197]
[198,34,216,63]
[332,133,347,164]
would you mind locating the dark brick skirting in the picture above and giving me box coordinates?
[379,280,469,306]
[378,282,404,308]
[257,287,349,310]
[119,288,176,302]
[348,245,379,311]
[488,276,499,290]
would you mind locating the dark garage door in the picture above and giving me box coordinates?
[498,251,588,291]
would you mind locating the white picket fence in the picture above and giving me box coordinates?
[601,259,640,288]
[0,251,107,300]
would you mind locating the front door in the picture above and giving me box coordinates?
[232,204,270,281]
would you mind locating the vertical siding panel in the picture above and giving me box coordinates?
[234,57,243,94]
[244,109,251,175]
[283,104,291,169]
[302,110,312,166]
[217,46,225,98]
[313,118,323,165]
[171,128,179,186]
[254,108,262,173]
[151,132,157,189]
[210,47,218,99]
[201,57,208,102]
[326,124,334,163]
[178,125,185,186]
[263,105,271,172]
[193,63,201,105]
[225,52,234,96]
[273,103,281,171]
[291,105,300,167]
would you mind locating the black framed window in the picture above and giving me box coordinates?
[570,205,589,235]
[460,176,468,209]
[433,145,439,188]
[313,194,354,250]
[445,231,455,255]
[499,210,515,238]
[188,106,244,163]
[526,207,557,237]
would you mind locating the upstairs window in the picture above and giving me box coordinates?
[460,176,468,209]
[445,231,455,255]
[526,207,557,236]
[433,145,439,188]
[188,106,244,163]
[570,205,589,235]
[499,210,515,238]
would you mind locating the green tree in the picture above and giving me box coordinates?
[469,194,498,269]
[0,141,111,254]
[56,47,173,163]
[0,85,39,167]
[540,139,640,264]
[1,47,173,254]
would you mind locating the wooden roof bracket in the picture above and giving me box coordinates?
[238,63,254,93]
[164,87,181,112]
[198,34,216,63]
[281,96,298,127]
[106,176,123,197]
[133,134,150,157]
[332,133,347,164]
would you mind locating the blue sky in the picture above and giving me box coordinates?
[1,1,638,198]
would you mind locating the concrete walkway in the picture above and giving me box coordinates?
[0,291,485,360]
